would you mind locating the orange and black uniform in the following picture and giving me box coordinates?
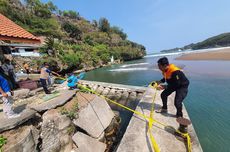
[160,64,189,117]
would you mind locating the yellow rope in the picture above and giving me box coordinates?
[148,82,160,152]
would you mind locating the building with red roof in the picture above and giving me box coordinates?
[0,13,41,59]
[0,13,40,44]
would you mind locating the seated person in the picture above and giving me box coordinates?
[67,72,85,89]
[67,73,79,89]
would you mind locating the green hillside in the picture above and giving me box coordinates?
[0,0,146,70]
[161,33,230,53]
[192,33,230,50]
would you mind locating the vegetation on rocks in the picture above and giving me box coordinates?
[60,102,79,120]
[0,0,146,71]
[0,136,7,152]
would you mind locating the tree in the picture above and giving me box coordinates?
[98,17,110,33]
[63,21,82,40]
[46,1,57,13]
[25,0,54,18]
[110,26,127,40]
[92,20,98,28]
[63,10,80,19]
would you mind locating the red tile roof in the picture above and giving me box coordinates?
[0,13,40,43]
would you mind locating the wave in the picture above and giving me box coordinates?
[109,67,159,72]
[144,52,185,58]
[109,68,149,72]
[120,63,149,68]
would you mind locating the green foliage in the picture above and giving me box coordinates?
[110,26,127,40]
[99,17,110,33]
[63,10,80,19]
[60,102,79,120]
[0,0,146,69]
[29,17,63,37]
[25,0,55,18]
[84,35,94,46]
[192,33,230,50]
[62,52,82,68]
[36,57,60,71]
[0,0,8,13]
[63,21,82,40]
[162,32,230,52]
[46,1,57,13]
[86,32,111,45]
[67,124,76,135]
[91,20,98,28]
[71,44,83,52]
[0,136,7,151]
[92,44,110,63]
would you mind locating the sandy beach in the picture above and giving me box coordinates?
[176,48,230,60]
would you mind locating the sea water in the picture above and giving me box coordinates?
[84,54,230,152]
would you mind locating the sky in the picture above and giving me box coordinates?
[42,0,230,53]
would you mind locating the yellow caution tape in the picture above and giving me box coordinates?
[56,77,67,80]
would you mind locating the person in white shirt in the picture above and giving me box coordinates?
[40,62,60,94]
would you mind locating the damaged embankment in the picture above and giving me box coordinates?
[0,80,146,152]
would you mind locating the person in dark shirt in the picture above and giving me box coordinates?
[156,57,189,118]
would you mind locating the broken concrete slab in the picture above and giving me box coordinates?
[73,95,114,139]
[41,109,73,152]
[72,132,106,152]
[13,88,30,100]
[73,101,104,139]
[28,87,43,96]
[0,109,36,133]
[75,92,96,109]
[28,90,76,112]
[2,125,39,152]
[90,96,115,129]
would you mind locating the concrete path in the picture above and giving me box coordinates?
[117,87,203,152]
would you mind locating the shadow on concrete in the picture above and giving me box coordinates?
[159,112,177,118]
[14,104,27,114]
[164,126,177,134]
[138,102,162,111]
